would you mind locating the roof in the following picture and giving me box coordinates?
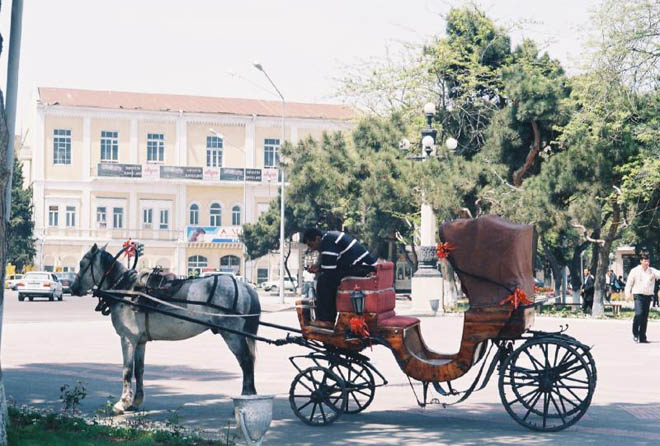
[38,87,355,121]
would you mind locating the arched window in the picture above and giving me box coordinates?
[187,255,208,277]
[232,205,241,226]
[221,255,241,275]
[189,203,199,225]
[210,203,222,227]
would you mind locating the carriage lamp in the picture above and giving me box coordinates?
[351,286,365,314]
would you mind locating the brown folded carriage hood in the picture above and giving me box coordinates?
[439,215,535,307]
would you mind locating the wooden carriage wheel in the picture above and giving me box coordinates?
[498,337,595,431]
[328,360,376,414]
[289,366,347,426]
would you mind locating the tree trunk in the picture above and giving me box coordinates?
[542,239,562,296]
[0,89,11,445]
[512,120,541,187]
[592,202,622,317]
[569,241,589,297]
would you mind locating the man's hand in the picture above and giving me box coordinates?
[306,264,319,274]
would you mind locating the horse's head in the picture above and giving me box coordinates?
[71,243,108,296]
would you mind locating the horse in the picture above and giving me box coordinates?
[70,243,261,414]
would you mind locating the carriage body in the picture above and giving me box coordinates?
[292,216,595,431]
[296,216,536,381]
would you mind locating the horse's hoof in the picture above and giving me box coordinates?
[112,402,126,415]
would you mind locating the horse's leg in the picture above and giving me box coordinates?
[113,336,136,414]
[130,341,147,410]
[221,333,257,395]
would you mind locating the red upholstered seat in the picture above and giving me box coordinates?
[337,262,394,292]
[377,316,420,328]
[335,261,417,328]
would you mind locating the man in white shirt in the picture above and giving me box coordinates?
[625,254,660,343]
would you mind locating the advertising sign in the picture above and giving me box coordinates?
[203,167,221,181]
[142,164,160,180]
[263,168,278,182]
[245,168,262,182]
[98,163,142,178]
[186,226,242,243]
[220,168,244,181]
[160,166,203,180]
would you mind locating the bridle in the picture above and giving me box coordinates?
[78,244,136,293]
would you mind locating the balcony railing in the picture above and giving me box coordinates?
[43,227,182,241]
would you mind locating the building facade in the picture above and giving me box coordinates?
[32,87,353,282]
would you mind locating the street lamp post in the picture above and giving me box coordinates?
[254,62,286,304]
[410,103,457,313]
[210,128,247,277]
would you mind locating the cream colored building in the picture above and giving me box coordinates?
[32,87,353,282]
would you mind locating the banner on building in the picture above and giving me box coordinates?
[220,168,244,181]
[142,164,160,180]
[263,168,278,182]
[186,226,242,243]
[203,167,221,181]
[160,166,203,180]
[98,163,142,178]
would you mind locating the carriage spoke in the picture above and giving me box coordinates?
[522,390,543,421]
[309,402,317,422]
[318,401,327,423]
[542,391,550,429]
[296,400,313,411]
[549,392,566,424]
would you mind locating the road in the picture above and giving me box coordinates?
[2,289,660,445]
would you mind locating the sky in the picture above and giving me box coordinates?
[0,0,601,136]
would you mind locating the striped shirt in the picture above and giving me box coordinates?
[320,231,377,271]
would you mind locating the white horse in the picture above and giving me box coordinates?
[71,244,261,414]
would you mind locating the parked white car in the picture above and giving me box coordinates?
[262,277,298,292]
[16,271,64,302]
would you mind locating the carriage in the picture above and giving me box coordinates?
[80,215,596,432]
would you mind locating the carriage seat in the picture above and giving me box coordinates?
[335,262,420,329]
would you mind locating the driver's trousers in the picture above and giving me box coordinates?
[315,265,375,322]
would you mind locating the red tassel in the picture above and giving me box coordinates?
[349,316,371,350]
[122,239,136,258]
[500,287,533,309]
[436,242,455,259]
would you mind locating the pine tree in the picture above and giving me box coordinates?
[7,158,35,271]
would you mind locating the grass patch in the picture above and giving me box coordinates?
[7,406,230,446]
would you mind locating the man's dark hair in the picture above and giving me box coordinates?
[303,228,322,243]
[640,253,650,261]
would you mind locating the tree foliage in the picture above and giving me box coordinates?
[7,158,35,271]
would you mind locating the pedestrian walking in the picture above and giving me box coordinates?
[581,268,595,313]
[625,254,660,343]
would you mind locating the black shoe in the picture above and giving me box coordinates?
[639,339,650,344]
[634,336,639,343]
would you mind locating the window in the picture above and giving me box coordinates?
[48,205,59,226]
[187,255,208,277]
[189,204,199,225]
[220,255,241,275]
[257,268,269,284]
[97,207,107,228]
[232,205,241,226]
[143,208,153,228]
[53,129,71,165]
[160,209,169,230]
[65,206,76,227]
[100,131,119,162]
[210,203,222,227]
[264,138,280,167]
[113,207,124,228]
[147,133,164,162]
[206,136,223,167]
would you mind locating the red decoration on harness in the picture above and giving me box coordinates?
[436,242,455,259]
[349,316,370,338]
[122,239,137,258]
[500,287,533,309]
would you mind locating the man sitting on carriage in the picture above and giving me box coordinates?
[303,228,377,328]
